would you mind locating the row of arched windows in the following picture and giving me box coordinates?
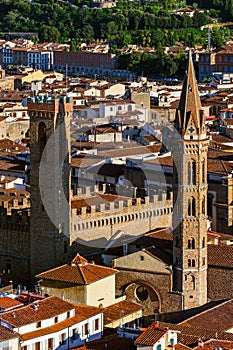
[188,237,205,249]
[72,206,173,231]
[187,257,206,268]
[187,196,205,217]
[187,159,205,185]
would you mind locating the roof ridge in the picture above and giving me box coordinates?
[77,264,88,284]
[178,298,233,325]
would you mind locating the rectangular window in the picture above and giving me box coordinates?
[54,316,58,323]
[82,323,88,337]
[36,321,41,328]
[94,318,99,331]
[35,342,40,350]
[48,338,53,350]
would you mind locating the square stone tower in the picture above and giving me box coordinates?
[29,95,73,279]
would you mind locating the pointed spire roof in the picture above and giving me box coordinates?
[175,50,205,136]
[71,253,88,266]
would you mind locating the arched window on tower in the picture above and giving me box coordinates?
[202,160,205,184]
[38,122,46,159]
[202,237,205,248]
[191,275,195,290]
[188,259,191,267]
[202,196,205,215]
[188,160,196,185]
[188,197,196,216]
[188,238,195,249]
[191,238,195,249]
[192,259,195,267]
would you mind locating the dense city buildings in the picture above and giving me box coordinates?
[0,35,232,348]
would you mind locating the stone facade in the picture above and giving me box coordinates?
[172,51,208,309]
[29,95,75,279]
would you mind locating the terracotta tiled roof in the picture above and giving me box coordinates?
[0,297,23,310]
[71,155,105,169]
[0,325,19,340]
[207,158,233,174]
[174,344,192,349]
[21,304,102,342]
[103,300,142,326]
[0,296,74,328]
[158,322,233,344]
[135,325,166,346]
[0,139,27,153]
[208,245,233,267]
[71,254,88,265]
[71,193,129,210]
[36,262,117,285]
[179,299,233,331]
[0,158,27,174]
[195,339,233,349]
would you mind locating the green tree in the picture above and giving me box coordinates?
[82,24,94,43]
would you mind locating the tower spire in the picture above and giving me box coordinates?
[175,50,205,138]
[172,50,209,310]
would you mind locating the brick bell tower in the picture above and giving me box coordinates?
[29,95,73,280]
[172,51,209,309]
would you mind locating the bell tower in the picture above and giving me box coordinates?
[172,51,209,309]
[29,95,73,280]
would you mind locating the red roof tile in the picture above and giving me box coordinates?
[0,297,23,310]
[0,296,74,328]
[103,300,142,326]
[36,262,117,285]
[135,325,166,346]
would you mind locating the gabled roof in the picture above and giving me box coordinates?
[36,258,117,285]
[0,296,74,328]
[20,304,102,342]
[135,324,167,346]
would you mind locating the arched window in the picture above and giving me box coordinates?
[192,259,195,267]
[202,257,205,265]
[188,160,196,185]
[191,238,195,249]
[191,275,195,290]
[188,239,191,249]
[202,196,205,215]
[202,237,205,248]
[38,122,46,159]
[188,197,196,216]
[188,259,191,267]
[156,345,162,350]
[202,160,205,183]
